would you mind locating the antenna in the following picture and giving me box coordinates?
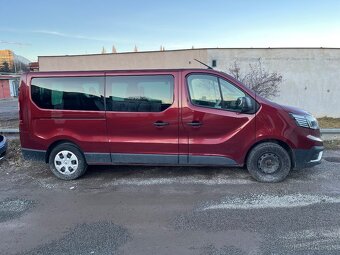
[194,59,213,69]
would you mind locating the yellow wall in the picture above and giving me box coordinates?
[0,50,14,70]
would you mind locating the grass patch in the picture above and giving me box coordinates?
[317,117,340,129]
[323,140,340,150]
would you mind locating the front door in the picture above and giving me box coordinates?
[105,72,179,164]
[181,72,256,166]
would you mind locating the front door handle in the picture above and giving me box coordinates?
[187,121,202,127]
[154,121,169,127]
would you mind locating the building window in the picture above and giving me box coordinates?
[106,75,174,112]
[212,60,217,67]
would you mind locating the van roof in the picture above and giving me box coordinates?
[27,68,222,75]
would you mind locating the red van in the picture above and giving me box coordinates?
[19,69,323,182]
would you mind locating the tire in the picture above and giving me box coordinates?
[246,142,291,183]
[49,143,87,180]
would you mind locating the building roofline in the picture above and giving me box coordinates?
[38,48,206,58]
[0,75,20,79]
[0,73,20,76]
[38,47,340,59]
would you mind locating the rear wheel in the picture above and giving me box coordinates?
[246,142,291,182]
[49,143,87,180]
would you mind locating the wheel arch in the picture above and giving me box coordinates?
[45,139,83,163]
[244,139,294,167]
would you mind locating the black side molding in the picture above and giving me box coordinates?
[22,148,46,161]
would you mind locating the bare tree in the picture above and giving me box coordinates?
[101,47,107,54]
[134,45,138,52]
[228,59,283,99]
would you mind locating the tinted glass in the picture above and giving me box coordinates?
[31,77,105,111]
[187,74,222,108]
[187,74,252,112]
[219,78,246,112]
[106,75,174,112]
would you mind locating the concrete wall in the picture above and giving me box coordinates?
[208,48,340,117]
[38,48,340,117]
[39,49,207,71]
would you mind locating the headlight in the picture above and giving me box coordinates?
[290,113,319,129]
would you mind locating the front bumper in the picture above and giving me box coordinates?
[292,146,324,169]
[0,135,8,159]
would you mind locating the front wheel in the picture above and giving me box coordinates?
[246,142,291,183]
[49,143,87,180]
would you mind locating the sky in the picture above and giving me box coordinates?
[1,0,340,61]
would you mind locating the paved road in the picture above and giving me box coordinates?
[0,98,18,121]
[0,150,340,255]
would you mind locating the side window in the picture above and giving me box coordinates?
[31,77,105,111]
[106,75,174,112]
[187,74,253,112]
[187,75,222,108]
[219,78,246,112]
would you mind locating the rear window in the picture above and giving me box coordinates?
[31,77,105,111]
[106,75,174,112]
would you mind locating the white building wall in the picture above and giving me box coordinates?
[39,49,207,71]
[207,48,340,117]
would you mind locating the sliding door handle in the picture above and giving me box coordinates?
[187,121,202,127]
[154,121,169,127]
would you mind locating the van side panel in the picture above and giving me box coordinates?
[105,71,180,164]
[19,73,30,148]
[22,72,109,163]
[180,70,256,166]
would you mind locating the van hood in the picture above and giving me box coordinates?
[279,104,310,116]
[257,96,310,116]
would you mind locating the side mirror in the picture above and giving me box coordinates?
[237,96,253,113]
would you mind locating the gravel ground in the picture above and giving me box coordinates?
[20,222,131,255]
[0,145,340,254]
